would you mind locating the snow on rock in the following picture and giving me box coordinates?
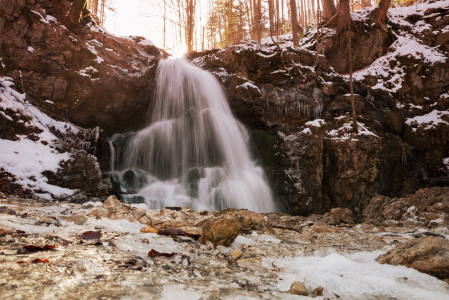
[305,119,325,127]
[405,109,449,129]
[327,121,380,142]
[138,38,155,46]
[76,66,99,78]
[444,157,449,170]
[0,138,72,199]
[0,77,78,198]
[236,81,261,92]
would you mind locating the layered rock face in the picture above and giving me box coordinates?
[186,4,449,216]
[1,0,161,135]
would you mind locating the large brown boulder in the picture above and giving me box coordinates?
[199,218,242,247]
[376,236,449,280]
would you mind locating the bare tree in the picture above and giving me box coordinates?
[321,0,336,21]
[347,3,357,133]
[370,0,391,32]
[290,0,298,47]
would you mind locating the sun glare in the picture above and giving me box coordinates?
[172,43,187,59]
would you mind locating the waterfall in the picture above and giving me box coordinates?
[108,140,116,172]
[115,58,277,213]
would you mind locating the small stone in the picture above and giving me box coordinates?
[60,215,88,225]
[313,225,339,233]
[290,281,308,296]
[231,248,243,259]
[313,286,323,296]
[140,227,158,234]
[237,260,268,273]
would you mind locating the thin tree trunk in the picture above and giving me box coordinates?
[302,0,307,27]
[311,0,315,24]
[163,0,166,49]
[348,11,357,133]
[316,0,320,62]
[282,0,285,32]
[257,0,262,42]
[290,0,298,47]
[296,0,300,30]
[269,0,275,36]
[276,0,280,36]
[247,0,253,38]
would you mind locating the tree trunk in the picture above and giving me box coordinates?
[316,0,320,62]
[282,0,285,31]
[257,0,262,42]
[68,0,87,29]
[163,0,166,49]
[311,0,315,24]
[247,0,253,38]
[348,16,357,133]
[276,0,280,36]
[301,0,306,27]
[290,0,298,47]
[321,0,336,21]
[269,0,275,36]
[328,0,350,32]
[370,0,391,32]
[360,0,370,7]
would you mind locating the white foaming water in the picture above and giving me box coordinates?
[120,58,277,213]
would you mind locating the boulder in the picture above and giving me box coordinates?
[330,207,354,224]
[199,218,242,247]
[376,236,449,280]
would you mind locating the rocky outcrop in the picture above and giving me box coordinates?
[43,150,112,198]
[186,4,449,216]
[376,236,449,281]
[1,0,161,135]
[362,187,449,228]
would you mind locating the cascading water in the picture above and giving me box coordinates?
[112,58,277,213]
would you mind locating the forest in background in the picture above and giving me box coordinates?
[84,0,423,52]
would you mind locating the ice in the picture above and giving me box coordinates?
[159,284,203,300]
[271,251,449,300]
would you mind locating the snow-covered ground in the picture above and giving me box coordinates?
[0,77,79,199]
[1,198,448,299]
